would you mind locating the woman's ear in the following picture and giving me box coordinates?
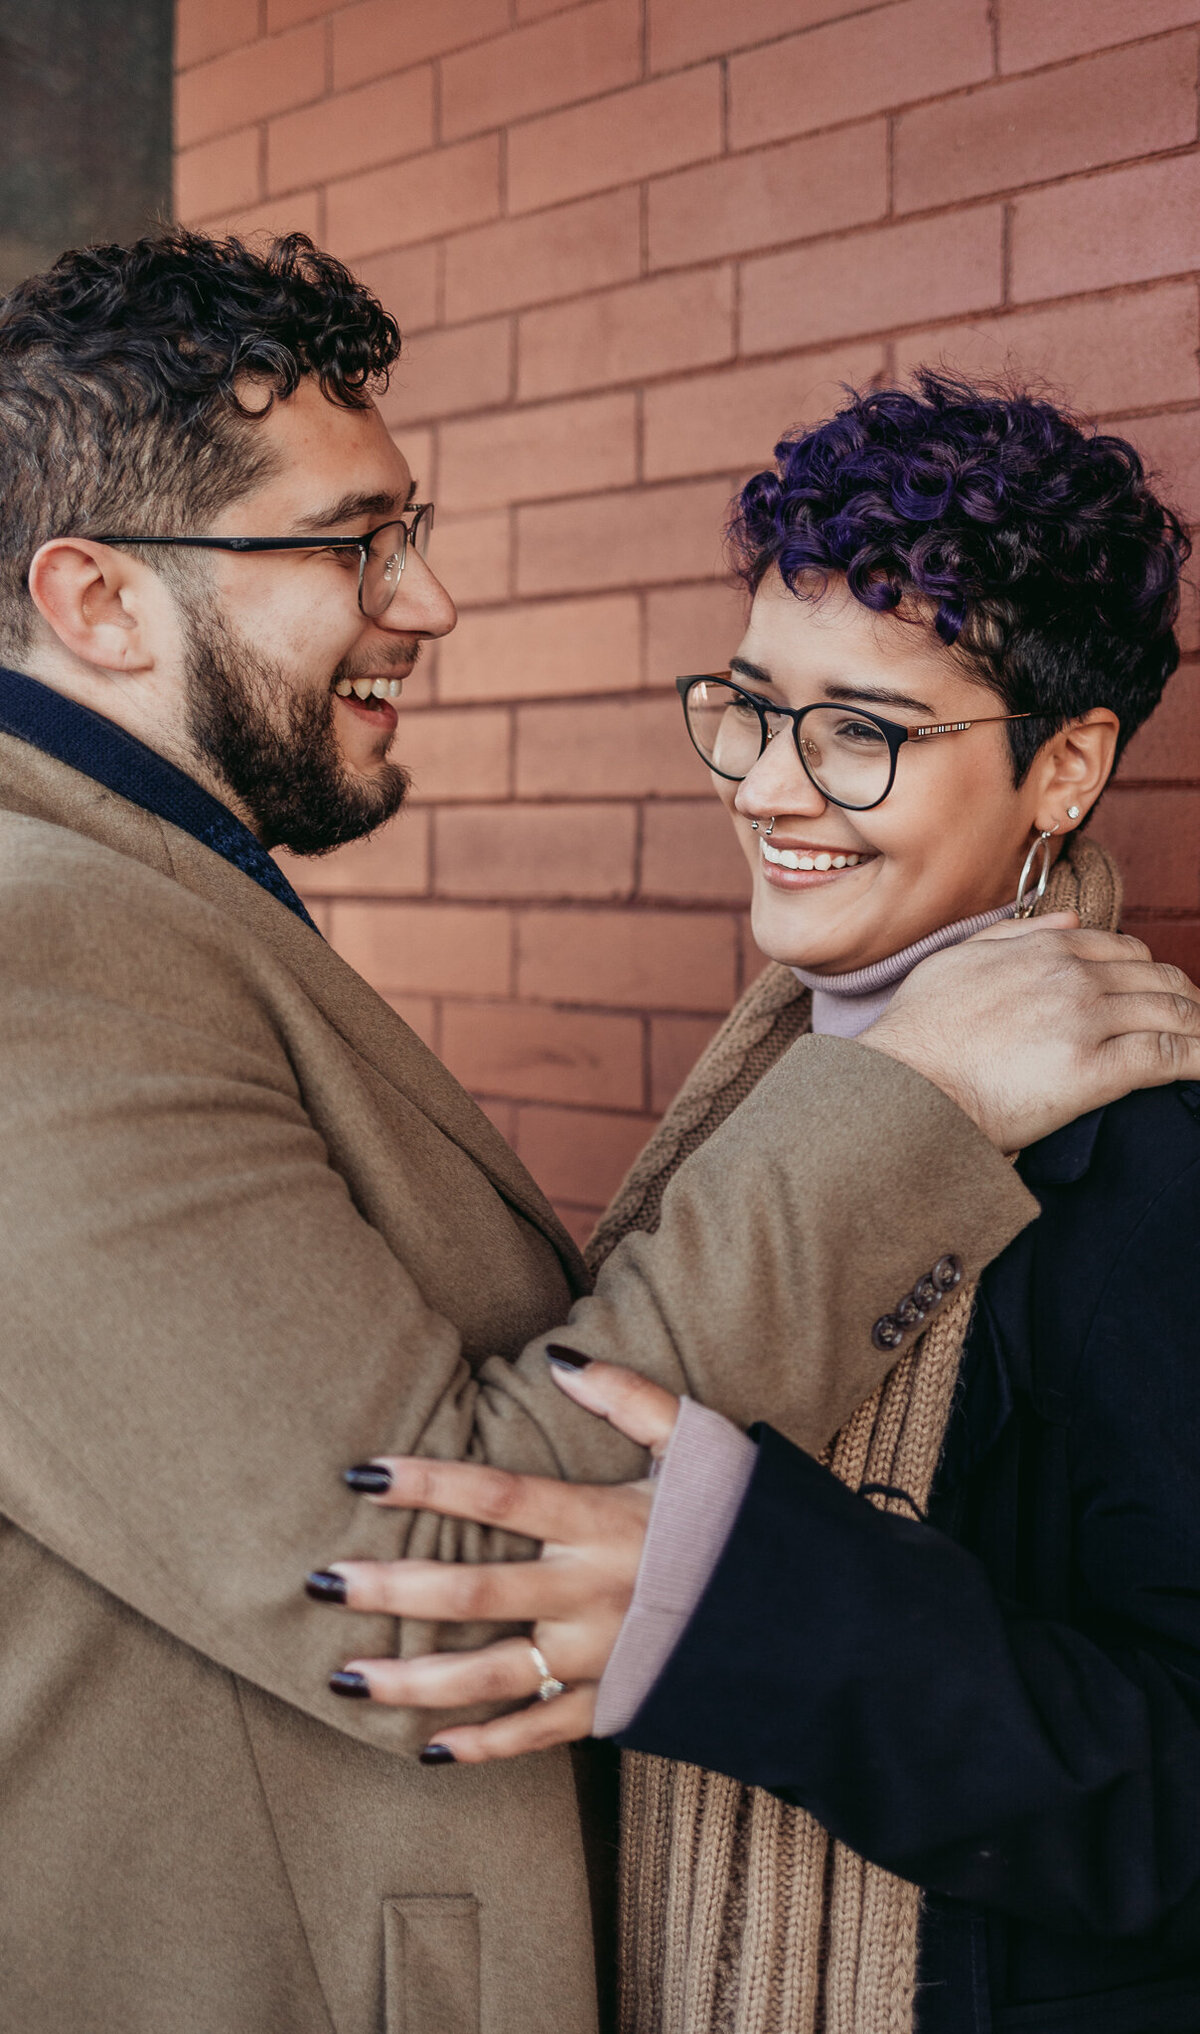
[26,539,159,674]
[1031,708,1120,833]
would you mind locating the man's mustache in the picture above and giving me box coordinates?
[333,638,422,684]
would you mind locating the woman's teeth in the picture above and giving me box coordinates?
[762,841,864,872]
[333,676,403,701]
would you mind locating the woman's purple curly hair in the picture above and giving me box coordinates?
[729,368,1190,779]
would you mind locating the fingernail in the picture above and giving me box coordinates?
[419,1744,457,1765]
[344,1463,392,1494]
[305,1570,348,1605]
[546,1343,592,1371]
[329,1670,371,1699]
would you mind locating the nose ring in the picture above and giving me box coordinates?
[750,818,776,836]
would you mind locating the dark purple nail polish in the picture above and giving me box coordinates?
[306,1570,348,1604]
[344,1462,392,1494]
[419,1743,457,1765]
[329,1669,370,1699]
[545,1343,592,1371]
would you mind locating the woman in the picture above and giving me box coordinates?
[322,374,1200,2034]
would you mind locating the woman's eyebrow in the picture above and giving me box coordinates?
[730,658,937,719]
[824,681,937,716]
[729,656,774,686]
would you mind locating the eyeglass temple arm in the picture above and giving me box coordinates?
[87,535,346,551]
[909,712,1034,740]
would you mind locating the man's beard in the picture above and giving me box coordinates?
[180,604,410,856]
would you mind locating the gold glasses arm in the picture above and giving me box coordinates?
[909,712,1034,741]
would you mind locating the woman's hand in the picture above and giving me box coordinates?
[308,1359,680,1763]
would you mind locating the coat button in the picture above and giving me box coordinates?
[872,1315,906,1351]
[895,1294,925,1329]
[913,1275,940,1311]
[932,1254,963,1292]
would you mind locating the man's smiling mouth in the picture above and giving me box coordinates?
[333,675,404,703]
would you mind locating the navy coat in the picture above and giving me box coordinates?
[618,1082,1200,2033]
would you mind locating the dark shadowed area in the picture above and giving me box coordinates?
[0,0,173,290]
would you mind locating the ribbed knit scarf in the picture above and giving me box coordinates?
[585,836,1123,2034]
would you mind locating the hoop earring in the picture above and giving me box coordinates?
[750,817,777,836]
[1014,824,1058,919]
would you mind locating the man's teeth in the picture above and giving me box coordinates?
[762,842,864,872]
[333,676,403,701]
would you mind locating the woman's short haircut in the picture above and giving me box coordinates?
[0,228,402,653]
[729,369,1191,780]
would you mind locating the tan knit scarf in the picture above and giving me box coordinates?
[586,838,1123,2034]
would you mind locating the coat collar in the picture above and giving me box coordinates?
[0,724,585,1287]
[0,664,318,930]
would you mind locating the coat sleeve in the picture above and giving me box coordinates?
[0,841,1036,1756]
[619,1157,1200,1941]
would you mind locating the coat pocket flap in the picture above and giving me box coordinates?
[384,1895,480,2034]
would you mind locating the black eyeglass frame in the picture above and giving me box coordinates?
[676,672,1040,812]
[85,505,435,619]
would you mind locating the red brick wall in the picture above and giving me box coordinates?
[176,0,1200,1240]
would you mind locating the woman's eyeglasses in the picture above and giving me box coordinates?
[85,505,435,620]
[676,672,1038,812]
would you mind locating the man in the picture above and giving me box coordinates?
[0,228,1194,2034]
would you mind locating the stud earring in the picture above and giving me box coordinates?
[1066,804,1081,820]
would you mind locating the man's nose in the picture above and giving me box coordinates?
[378,552,457,640]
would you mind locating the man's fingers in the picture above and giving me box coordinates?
[970,909,1079,940]
[1096,985,1200,1043]
[968,920,1152,964]
[1092,959,1200,1007]
[1102,1025,1200,1087]
[351,1452,642,1543]
[545,1356,681,1458]
[326,1553,595,1624]
[417,1685,597,1764]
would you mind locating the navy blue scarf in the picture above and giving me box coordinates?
[0,665,319,932]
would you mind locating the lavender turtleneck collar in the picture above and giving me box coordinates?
[792,903,1017,1039]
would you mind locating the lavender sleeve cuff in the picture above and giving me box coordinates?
[592,1396,758,1738]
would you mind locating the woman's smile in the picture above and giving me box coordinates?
[759,835,876,884]
[717,571,1104,973]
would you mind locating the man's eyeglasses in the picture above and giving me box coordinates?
[87,504,435,620]
[676,672,1038,812]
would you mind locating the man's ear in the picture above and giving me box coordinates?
[26,539,161,673]
[1031,708,1120,832]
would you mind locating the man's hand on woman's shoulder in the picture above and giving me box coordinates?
[860,913,1200,1151]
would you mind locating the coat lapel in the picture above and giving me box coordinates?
[0,734,582,1277]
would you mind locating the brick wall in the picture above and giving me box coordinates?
[176,0,1200,1240]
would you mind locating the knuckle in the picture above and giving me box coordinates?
[405,1461,446,1510]
[470,1467,523,1525]
[452,1567,495,1618]
[477,1660,517,1702]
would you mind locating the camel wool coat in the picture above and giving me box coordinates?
[0,722,1036,2034]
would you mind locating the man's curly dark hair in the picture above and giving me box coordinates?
[0,228,402,651]
[729,369,1191,781]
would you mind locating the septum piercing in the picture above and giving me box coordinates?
[750,817,777,836]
